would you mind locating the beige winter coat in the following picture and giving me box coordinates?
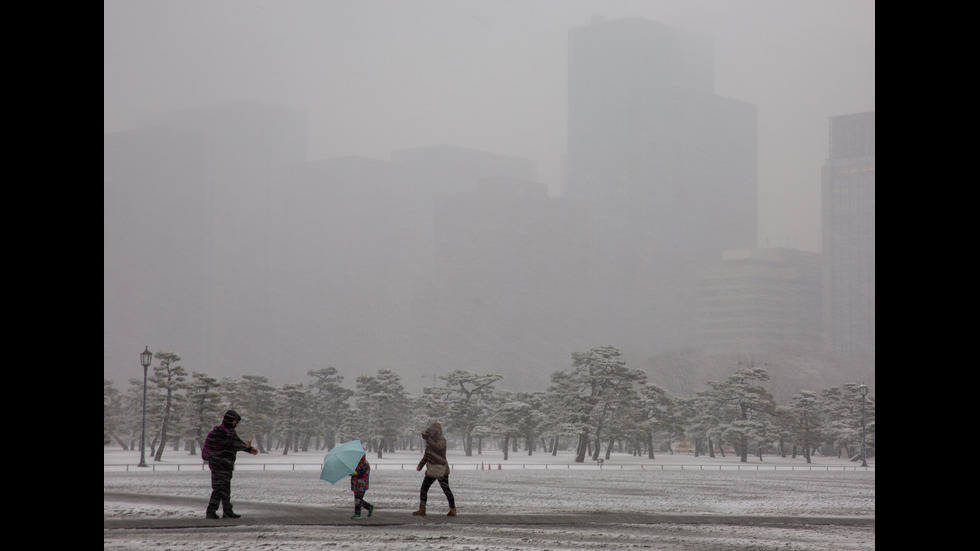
[417,422,450,476]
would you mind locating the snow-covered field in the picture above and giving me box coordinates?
[104,447,874,550]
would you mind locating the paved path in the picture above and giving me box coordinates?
[104,492,874,530]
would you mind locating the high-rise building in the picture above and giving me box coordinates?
[822,111,875,368]
[564,17,757,355]
[104,126,213,377]
[566,17,756,248]
[392,144,537,196]
[268,146,547,382]
[695,248,822,355]
[429,177,593,385]
[104,102,309,379]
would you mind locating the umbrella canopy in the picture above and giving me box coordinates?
[320,440,365,484]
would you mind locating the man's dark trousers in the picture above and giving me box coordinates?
[207,468,234,514]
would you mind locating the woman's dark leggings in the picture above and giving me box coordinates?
[420,474,455,508]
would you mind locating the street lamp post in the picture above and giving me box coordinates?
[138,346,153,467]
[859,383,869,467]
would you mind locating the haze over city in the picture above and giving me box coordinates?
[104,0,875,391]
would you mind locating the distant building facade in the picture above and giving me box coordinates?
[273,147,547,381]
[391,144,537,196]
[104,126,213,376]
[822,111,875,367]
[430,177,594,385]
[564,17,758,356]
[696,248,822,355]
[104,102,310,377]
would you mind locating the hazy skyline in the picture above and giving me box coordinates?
[104,0,875,253]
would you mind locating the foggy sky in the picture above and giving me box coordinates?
[104,1,875,388]
[104,0,876,253]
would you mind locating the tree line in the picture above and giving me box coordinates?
[104,346,875,464]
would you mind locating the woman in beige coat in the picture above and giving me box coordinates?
[412,422,457,516]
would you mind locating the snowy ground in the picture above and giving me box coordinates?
[104,447,874,550]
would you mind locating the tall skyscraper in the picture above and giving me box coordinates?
[564,17,757,355]
[104,126,213,377]
[429,177,592,386]
[822,111,875,369]
[104,102,309,378]
[566,17,756,247]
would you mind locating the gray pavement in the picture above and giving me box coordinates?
[104,492,874,531]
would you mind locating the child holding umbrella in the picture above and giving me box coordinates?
[350,454,374,519]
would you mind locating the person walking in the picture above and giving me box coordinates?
[349,454,375,519]
[412,421,456,516]
[203,410,258,519]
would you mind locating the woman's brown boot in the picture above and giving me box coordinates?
[447,508,457,516]
[411,507,426,516]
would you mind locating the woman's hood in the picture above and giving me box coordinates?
[425,422,444,439]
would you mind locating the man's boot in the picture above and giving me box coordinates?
[447,508,457,516]
[205,510,220,519]
[223,510,241,519]
[411,507,426,516]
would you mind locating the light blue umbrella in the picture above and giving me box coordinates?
[320,440,365,484]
